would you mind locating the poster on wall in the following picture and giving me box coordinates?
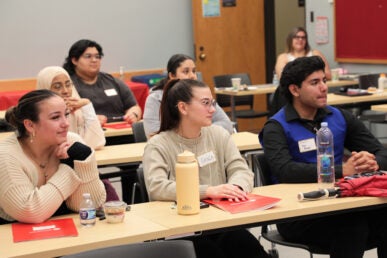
[202,0,220,17]
[315,16,329,44]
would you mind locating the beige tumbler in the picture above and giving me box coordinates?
[175,150,200,215]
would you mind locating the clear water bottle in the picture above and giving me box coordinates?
[79,193,96,227]
[316,122,335,187]
[272,70,279,86]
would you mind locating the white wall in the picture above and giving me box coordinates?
[305,0,387,74]
[0,0,193,79]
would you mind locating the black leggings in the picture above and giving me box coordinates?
[277,206,387,258]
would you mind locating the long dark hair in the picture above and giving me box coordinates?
[5,89,58,138]
[153,54,195,91]
[158,79,207,133]
[63,39,104,75]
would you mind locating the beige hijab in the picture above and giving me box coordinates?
[36,66,80,98]
[36,66,83,136]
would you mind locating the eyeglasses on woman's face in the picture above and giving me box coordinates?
[51,81,73,91]
[81,53,102,60]
[193,98,217,110]
[293,35,306,40]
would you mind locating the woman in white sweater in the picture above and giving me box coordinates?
[0,90,106,224]
[143,79,269,258]
[36,66,105,150]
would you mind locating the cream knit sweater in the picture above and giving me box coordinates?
[143,125,254,201]
[0,132,106,223]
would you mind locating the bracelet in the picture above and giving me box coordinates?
[132,112,139,119]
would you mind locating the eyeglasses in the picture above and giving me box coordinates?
[51,81,73,91]
[81,53,102,60]
[194,98,217,110]
[293,35,306,40]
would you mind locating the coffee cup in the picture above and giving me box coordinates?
[231,78,241,90]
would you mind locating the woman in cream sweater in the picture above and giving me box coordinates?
[0,90,106,224]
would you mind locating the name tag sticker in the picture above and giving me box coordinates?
[298,138,316,153]
[197,151,216,167]
[104,89,118,96]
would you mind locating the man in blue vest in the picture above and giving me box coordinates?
[260,56,387,258]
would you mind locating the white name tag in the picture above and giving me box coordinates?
[298,138,316,153]
[197,151,216,167]
[104,88,118,96]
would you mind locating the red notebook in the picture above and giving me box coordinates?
[103,122,132,129]
[12,218,78,242]
[203,193,281,214]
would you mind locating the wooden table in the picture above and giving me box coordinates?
[2,183,386,258]
[371,104,387,112]
[132,183,387,237]
[215,80,358,121]
[327,91,387,106]
[95,131,261,166]
[0,213,168,258]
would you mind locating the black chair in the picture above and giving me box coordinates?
[132,121,147,143]
[359,109,387,148]
[213,73,269,130]
[131,167,149,204]
[250,152,335,258]
[62,240,196,258]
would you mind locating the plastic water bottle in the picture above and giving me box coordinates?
[378,73,387,92]
[79,193,96,227]
[316,122,335,187]
[272,71,279,86]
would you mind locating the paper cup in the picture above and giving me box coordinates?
[231,78,241,90]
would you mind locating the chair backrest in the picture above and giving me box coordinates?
[136,167,149,203]
[132,121,147,143]
[250,151,275,187]
[358,73,380,89]
[213,73,254,108]
[62,240,196,258]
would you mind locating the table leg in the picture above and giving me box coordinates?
[230,96,236,121]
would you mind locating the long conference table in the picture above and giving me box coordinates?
[95,131,261,166]
[2,183,387,258]
[215,80,359,121]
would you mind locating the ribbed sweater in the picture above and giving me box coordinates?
[0,132,106,223]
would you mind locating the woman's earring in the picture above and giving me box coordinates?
[30,131,35,143]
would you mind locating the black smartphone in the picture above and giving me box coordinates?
[200,201,210,209]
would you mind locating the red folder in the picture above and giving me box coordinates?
[203,193,281,214]
[12,218,78,242]
[103,122,132,129]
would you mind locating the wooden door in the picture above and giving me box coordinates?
[192,0,267,132]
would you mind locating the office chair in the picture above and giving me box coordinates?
[62,240,196,258]
[132,121,147,143]
[213,73,269,130]
[359,109,387,148]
